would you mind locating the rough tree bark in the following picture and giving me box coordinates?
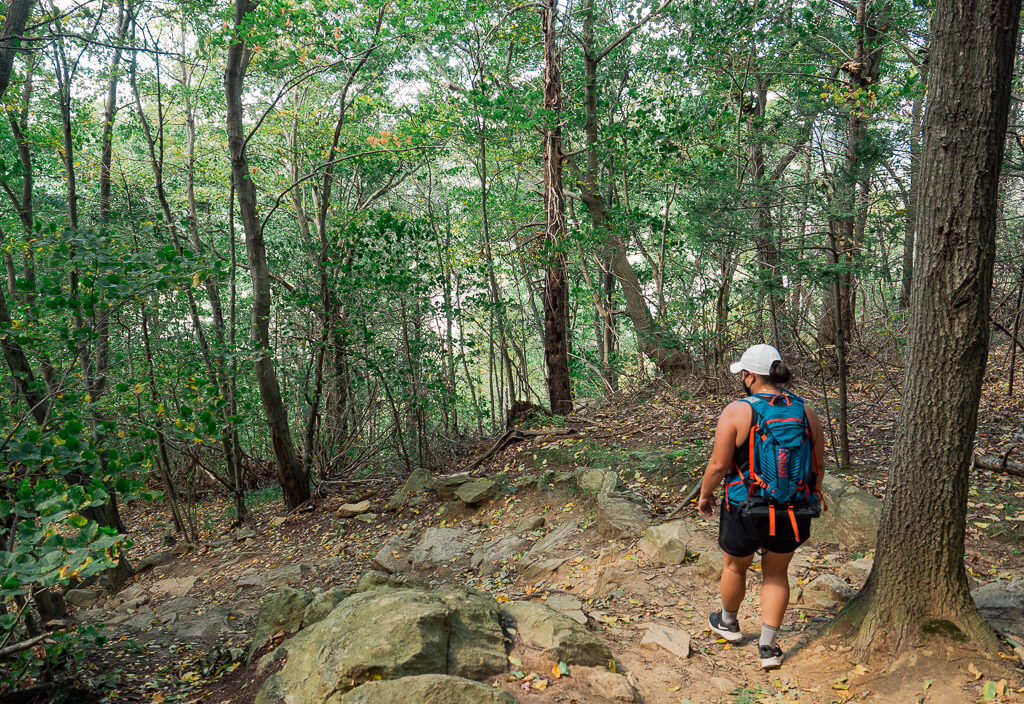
[225,0,310,509]
[838,0,1021,655]
[0,0,46,426]
[540,0,572,415]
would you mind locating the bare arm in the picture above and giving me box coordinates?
[697,401,748,516]
[805,405,826,492]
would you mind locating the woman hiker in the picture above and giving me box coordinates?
[697,344,826,669]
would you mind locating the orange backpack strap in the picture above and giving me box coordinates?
[788,506,800,542]
[768,505,776,537]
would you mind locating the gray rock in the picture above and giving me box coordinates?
[503,601,613,666]
[802,574,855,610]
[471,535,531,574]
[304,588,349,626]
[518,556,569,583]
[433,473,474,499]
[333,675,519,704]
[372,536,412,574]
[545,594,587,625]
[694,550,723,578]
[109,584,146,609]
[135,549,173,574]
[972,578,1024,634]
[596,494,649,540]
[640,623,690,660]
[237,563,311,589]
[248,587,314,660]
[354,570,405,592]
[438,589,508,679]
[338,500,371,518]
[386,469,436,510]
[236,527,257,541]
[150,576,196,599]
[637,521,693,565]
[516,516,545,532]
[256,588,507,704]
[530,521,580,554]
[573,667,640,703]
[575,467,619,494]
[454,479,497,504]
[177,606,233,639]
[404,468,436,493]
[410,527,469,569]
[840,557,874,582]
[65,588,100,608]
[814,475,882,549]
[594,565,635,597]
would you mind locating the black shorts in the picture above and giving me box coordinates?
[718,499,811,557]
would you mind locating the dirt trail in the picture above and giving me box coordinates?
[78,366,1024,704]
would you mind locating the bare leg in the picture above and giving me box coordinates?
[721,551,756,612]
[760,550,794,627]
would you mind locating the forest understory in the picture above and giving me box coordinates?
[49,342,1024,704]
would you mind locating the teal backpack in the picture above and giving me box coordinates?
[736,391,822,539]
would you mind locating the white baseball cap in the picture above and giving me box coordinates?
[729,344,782,375]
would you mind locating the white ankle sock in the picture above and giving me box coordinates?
[759,623,778,648]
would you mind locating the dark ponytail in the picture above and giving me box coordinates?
[769,360,792,385]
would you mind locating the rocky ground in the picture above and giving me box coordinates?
[56,348,1024,704]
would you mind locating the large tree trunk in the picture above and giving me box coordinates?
[225,0,310,509]
[839,0,1020,655]
[0,0,34,99]
[540,0,572,415]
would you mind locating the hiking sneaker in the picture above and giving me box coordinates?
[759,643,784,669]
[708,611,743,642]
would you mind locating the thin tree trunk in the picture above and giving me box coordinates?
[541,0,572,415]
[225,0,309,509]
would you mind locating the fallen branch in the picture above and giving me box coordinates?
[1,631,56,659]
[663,482,702,520]
[467,427,576,473]
[973,451,1024,478]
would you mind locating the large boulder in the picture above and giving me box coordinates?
[333,675,519,704]
[433,473,474,500]
[248,587,314,661]
[438,590,508,679]
[503,601,613,666]
[410,527,470,569]
[256,588,506,704]
[596,493,649,540]
[637,521,693,565]
[455,479,497,504]
[303,588,349,627]
[814,475,882,549]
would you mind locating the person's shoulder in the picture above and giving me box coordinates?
[720,399,753,419]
